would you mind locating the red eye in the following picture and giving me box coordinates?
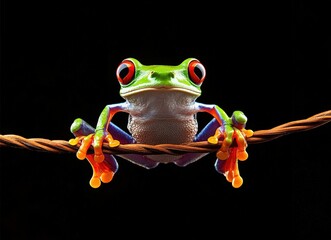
[188,60,206,85]
[116,59,135,85]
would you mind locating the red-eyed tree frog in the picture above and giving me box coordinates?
[69,58,253,189]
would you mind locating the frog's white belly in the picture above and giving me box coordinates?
[128,117,198,144]
[125,90,199,163]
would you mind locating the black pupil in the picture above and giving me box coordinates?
[194,65,203,79]
[119,64,129,79]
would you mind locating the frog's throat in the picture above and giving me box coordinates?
[120,87,201,98]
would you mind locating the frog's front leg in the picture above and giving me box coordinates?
[175,103,253,188]
[70,118,158,188]
[69,119,119,188]
[70,103,127,166]
[204,104,253,188]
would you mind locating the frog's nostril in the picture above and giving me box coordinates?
[151,71,174,80]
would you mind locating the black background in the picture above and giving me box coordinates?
[1,1,330,239]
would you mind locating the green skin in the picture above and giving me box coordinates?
[70,58,250,188]
[119,58,203,97]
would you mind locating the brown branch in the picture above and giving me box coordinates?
[0,110,330,155]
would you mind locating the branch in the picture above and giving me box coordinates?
[0,110,330,155]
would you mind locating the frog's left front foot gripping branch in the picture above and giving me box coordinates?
[208,111,254,188]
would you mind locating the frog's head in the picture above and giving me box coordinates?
[116,58,206,99]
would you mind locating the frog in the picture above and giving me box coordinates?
[69,58,253,189]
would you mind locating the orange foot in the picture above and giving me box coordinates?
[69,135,119,188]
[85,154,116,188]
[215,147,244,188]
[210,127,254,188]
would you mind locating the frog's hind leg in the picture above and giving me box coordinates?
[70,118,119,188]
[173,118,244,188]
[214,147,243,188]
[174,118,220,167]
[70,118,158,187]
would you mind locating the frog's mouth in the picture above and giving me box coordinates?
[120,87,201,98]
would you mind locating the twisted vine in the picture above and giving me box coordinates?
[0,110,330,155]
